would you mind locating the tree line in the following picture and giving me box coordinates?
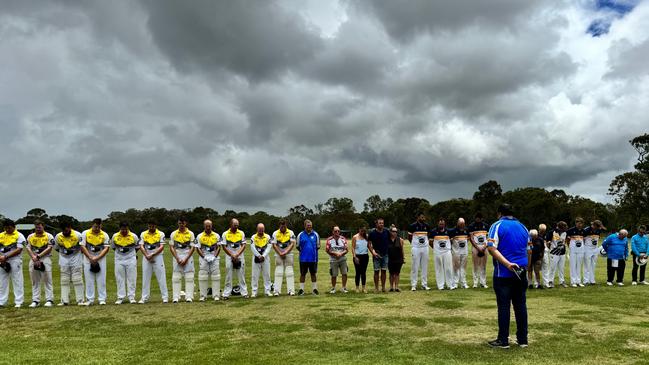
[3,134,648,236]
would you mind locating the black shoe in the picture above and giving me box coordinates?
[312,289,319,295]
[389,288,394,292]
[528,284,533,289]
[395,288,401,292]
[297,289,305,296]
[516,341,528,348]
[488,339,510,349]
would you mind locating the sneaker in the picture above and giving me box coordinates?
[561,283,568,288]
[162,299,168,303]
[473,284,478,288]
[172,299,179,303]
[578,283,585,287]
[242,295,249,299]
[528,284,534,289]
[115,299,123,305]
[617,282,624,286]
[273,292,280,297]
[482,284,489,289]
[29,301,39,308]
[487,339,510,349]
[516,341,528,348]
[251,294,257,298]
[289,291,295,296]
[138,299,146,304]
[186,298,193,303]
[641,281,649,285]
[450,286,457,290]
[265,292,272,297]
[14,304,22,308]
[632,281,637,286]
[411,287,417,291]
[79,302,90,306]
[329,288,336,294]
[99,301,106,305]
[548,281,554,288]
[571,284,577,288]
[222,296,229,301]
[44,301,53,307]
[606,282,613,286]
[342,288,348,294]
[389,288,395,292]
[129,299,137,304]
[395,288,401,292]
[199,296,206,302]
[57,302,68,306]
[312,289,319,295]
[214,297,220,301]
[423,285,431,291]
[462,284,469,289]
[297,289,305,296]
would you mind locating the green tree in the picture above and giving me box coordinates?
[609,134,649,228]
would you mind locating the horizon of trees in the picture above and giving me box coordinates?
[3,133,647,237]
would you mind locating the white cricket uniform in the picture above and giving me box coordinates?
[54,231,85,304]
[567,227,586,285]
[408,222,430,289]
[197,231,221,300]
[0,231,26,306]
[222,229,248,298]
[541,236,551,287]
[139,229,168,302]
[170,229,196,301]
[548,230,567,285]
[111,231,139,301]
[272,229,296,295]
[469,223,489,287]
[451,229,469,288]
[431,230,453,290]
[80,229,109,303]
[583,229,602,284]
[250,233,272,296]
[27,232,55,304]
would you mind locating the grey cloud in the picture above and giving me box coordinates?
[140,0,323,82]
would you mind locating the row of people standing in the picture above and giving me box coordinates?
[526,219,648,288]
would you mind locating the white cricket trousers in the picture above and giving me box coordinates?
[569,252,585,285]
[583,249,599,284]
[141,254,168,302]
[472,248,487,286]
[452,253,468,287]
[541,248,551,286]
[60,264,84,304]
[0,259,23,306]
[434,251,454,289]
[83,257,107,303]
[30,257,53,303]
[274,253,295,295]
[251,257,271,296]
[171,249,195,301]
[410,246,429,288]
[198,256,220,299]
[549,254,566,284]
[115,257,137,301]
[224,254,248,297]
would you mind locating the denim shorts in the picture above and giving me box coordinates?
[373,255,389,271]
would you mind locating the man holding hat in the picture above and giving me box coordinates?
[196,219,221,301]
[80,218,110,305]
[0,219,26,308]
[631,225,648,285]
[26,220,55,308]
[222,218,248,299]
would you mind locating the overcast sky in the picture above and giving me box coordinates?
[1,0,647,220]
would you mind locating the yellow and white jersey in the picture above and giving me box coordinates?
[222,229,246,252]
[272,229,295,253]
[170,229,195,249]
[197,231,220,255]
[27,232,54,256]
[0,230,26,262]
[55,230,83,266]
[111,231,140,259]
[251,233,272,257]
[140,229,166,251]
[81,229,109,254]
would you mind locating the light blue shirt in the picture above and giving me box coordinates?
[354,238,368,255]
[631,233,648,256]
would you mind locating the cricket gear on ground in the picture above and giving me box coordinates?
[222,229,248,298]
[250,233,272,297]
[273,229,296,295]
[139,229,168,303]
[170,229,196,302]
[197,231,221,300]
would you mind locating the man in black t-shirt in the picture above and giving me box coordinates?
[368,218,390,293]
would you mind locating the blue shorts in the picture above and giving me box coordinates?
[373,255,389,271]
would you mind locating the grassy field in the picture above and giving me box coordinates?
[2,241,649,365]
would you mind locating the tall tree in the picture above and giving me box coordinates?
[609,134,649,228]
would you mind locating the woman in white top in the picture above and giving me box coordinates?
[352,227,369,293]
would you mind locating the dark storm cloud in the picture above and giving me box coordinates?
[0,0,646,219]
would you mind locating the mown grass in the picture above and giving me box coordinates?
[2,241,648,364]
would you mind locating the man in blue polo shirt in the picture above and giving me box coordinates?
[486,204,529,349]
[297,219,320,295]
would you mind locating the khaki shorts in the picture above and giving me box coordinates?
[330,257,348,277]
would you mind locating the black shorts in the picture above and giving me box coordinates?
[388,262,403,275]
[300,262,318,276]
